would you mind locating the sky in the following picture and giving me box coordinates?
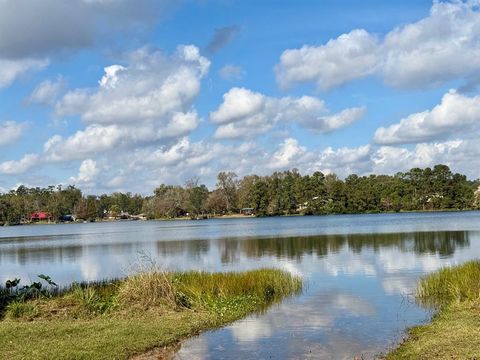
[1,0,480,194]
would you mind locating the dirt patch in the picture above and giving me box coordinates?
[131,342,180,360]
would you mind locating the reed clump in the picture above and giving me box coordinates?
[117,271,176,309]
[416,260,480,308]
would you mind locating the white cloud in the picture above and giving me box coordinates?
[0,58,48,89]
[56,46,209,124]
[98,65,126,89]
[374,91,480,145]
[382,1,480,88]
[210,87,364,139]
[70,159,100,183]
[276,29,379,91]
[47,45,208,161]
[0,121,27,146]
[304,106,366,134]
[211,87,266,125]
[313,145,373,177]
[276,1,480,90]
[267,138,308,170]
[26,76,66,105]
[372,139,465,174]
[0,154,40,175]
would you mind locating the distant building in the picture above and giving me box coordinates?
[59,214,76,222]
[240,208,255,216]
[29,212,50,222]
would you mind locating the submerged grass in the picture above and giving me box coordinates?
[0,268,301,360]
[386,260,480,359]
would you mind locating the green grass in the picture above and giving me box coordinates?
[386,260,480,359]
[415,260,480,307]
[0,268,301,360]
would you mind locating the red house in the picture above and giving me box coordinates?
[29,212,50,222]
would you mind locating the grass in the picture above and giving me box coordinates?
[386,260,480,359]
[0,268,301,360]
[415,260,480,307]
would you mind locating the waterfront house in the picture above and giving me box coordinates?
[29,212,50,222]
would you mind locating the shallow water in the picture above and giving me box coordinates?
[2,211,480,359]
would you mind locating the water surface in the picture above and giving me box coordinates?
[2,212,480,359]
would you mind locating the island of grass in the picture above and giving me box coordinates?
[386,260,480,359]
[0,268,302,360]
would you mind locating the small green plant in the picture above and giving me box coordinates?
[1,275,58,318]
[5,301,39,320]
[38,274,57,287]
[5,278,20,290]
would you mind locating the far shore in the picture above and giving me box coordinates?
[2,208,478,228]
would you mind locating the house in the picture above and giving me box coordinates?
[240,208,255,216]
[29,212,50,222]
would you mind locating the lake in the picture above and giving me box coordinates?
[2,211,480,359]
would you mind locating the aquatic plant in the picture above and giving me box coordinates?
[416,260,480,307]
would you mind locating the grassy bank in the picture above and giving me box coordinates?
[386,260,480,359]
[0,269,301,360]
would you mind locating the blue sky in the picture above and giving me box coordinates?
[0,0,479,194]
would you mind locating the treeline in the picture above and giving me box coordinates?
[0,165,479,224]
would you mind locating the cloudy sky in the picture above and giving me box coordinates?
[1,0,480,194]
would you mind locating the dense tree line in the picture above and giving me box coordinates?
[0,165,479,225]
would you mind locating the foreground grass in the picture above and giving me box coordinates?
[0,269,301,360]
[386,260,480,359]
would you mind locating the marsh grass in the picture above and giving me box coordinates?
[386,260,480,359]
[0,268,302,320]
[118,271,176,309]
[173,269,302,314]
[0,268,302,359]
[416,260,480,308]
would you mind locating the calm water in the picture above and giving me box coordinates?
[2,212,480,359]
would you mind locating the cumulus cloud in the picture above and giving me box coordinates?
[210,87,365,139]
[374,91,480,145]
[305,106,366,134]
[0,121,27,146]
[276,29,379,91]
[313,145,373,177]
[276,1,480,90]
[267,138,308,170]
[372,139,466,175]
[381,1,480,88]
[0,154,40,175]
[47,45,209,161]
[0,58,48,89]
[70,159,100,184]
[206,25,240,54]
[1,45,210,184]
[26,76,66,105]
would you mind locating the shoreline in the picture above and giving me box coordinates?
[384,261,480,359]
[2,208,478,227]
